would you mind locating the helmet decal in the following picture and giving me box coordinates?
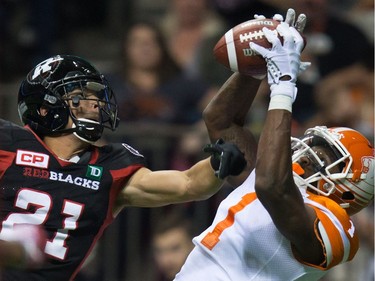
[31,57,63,80]
[361,157,371,174]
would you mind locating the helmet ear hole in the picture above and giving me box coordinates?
[342,191,355,201]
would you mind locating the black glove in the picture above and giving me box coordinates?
[203,138,247,179]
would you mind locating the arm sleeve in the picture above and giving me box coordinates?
[303,194,359,270]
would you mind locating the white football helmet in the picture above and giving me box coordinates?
[291,126,374,215]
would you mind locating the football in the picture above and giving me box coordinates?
[213,18,282,77]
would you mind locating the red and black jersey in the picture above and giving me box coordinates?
[0,119,146,280]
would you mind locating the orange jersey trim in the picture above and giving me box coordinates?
[201,192,257,250]
[305,193,359,269]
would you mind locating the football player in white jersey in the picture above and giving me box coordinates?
[174,9,374,281]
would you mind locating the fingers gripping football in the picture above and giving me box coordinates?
[249,24,294,85]
[250,22,308,87]
[213,8,308,78]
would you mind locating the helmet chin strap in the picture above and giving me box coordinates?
[71,118,103,144]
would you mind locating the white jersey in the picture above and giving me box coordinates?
[174,170,358,281]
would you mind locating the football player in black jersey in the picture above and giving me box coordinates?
[0,55,246,280]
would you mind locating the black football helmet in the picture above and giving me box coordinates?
[18,55,119,142]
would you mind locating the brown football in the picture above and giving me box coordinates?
[213,18,283,77]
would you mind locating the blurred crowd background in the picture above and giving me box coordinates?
[0,0,373,280]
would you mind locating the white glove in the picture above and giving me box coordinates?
[250,21,310,102]
[4,224,47,268]
[250,8,311,112]
[284,8,307,34]
[251,22,305,85]
[251,9,310,84]
[250,9,310,80]
[250,13,285,81]
[255,9,307,36]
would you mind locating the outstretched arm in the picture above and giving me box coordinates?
[120,159,222,208]
[252,10,325,265]
[117,142,245,210]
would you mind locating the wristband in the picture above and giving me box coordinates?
[268,95,293,112]
[270,81,297,101]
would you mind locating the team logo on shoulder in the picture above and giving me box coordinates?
[86,165,103,181]
[122,143,144,157]
[16,150,49,168]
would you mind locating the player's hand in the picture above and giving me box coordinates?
[283,8,311,74]
[250,22,305,86]
[204,139,246,179]
[254,8,306,32]
[10,224,47,268]
[284,8,307,34]
[253,13,282,22]
[251,9,310,84]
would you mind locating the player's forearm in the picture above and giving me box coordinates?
[255,110,294,193]
[185,158,223,200]
[203,73,261,141]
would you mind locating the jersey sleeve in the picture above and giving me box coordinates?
[98,143,147,190]
[303,194,359,270]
